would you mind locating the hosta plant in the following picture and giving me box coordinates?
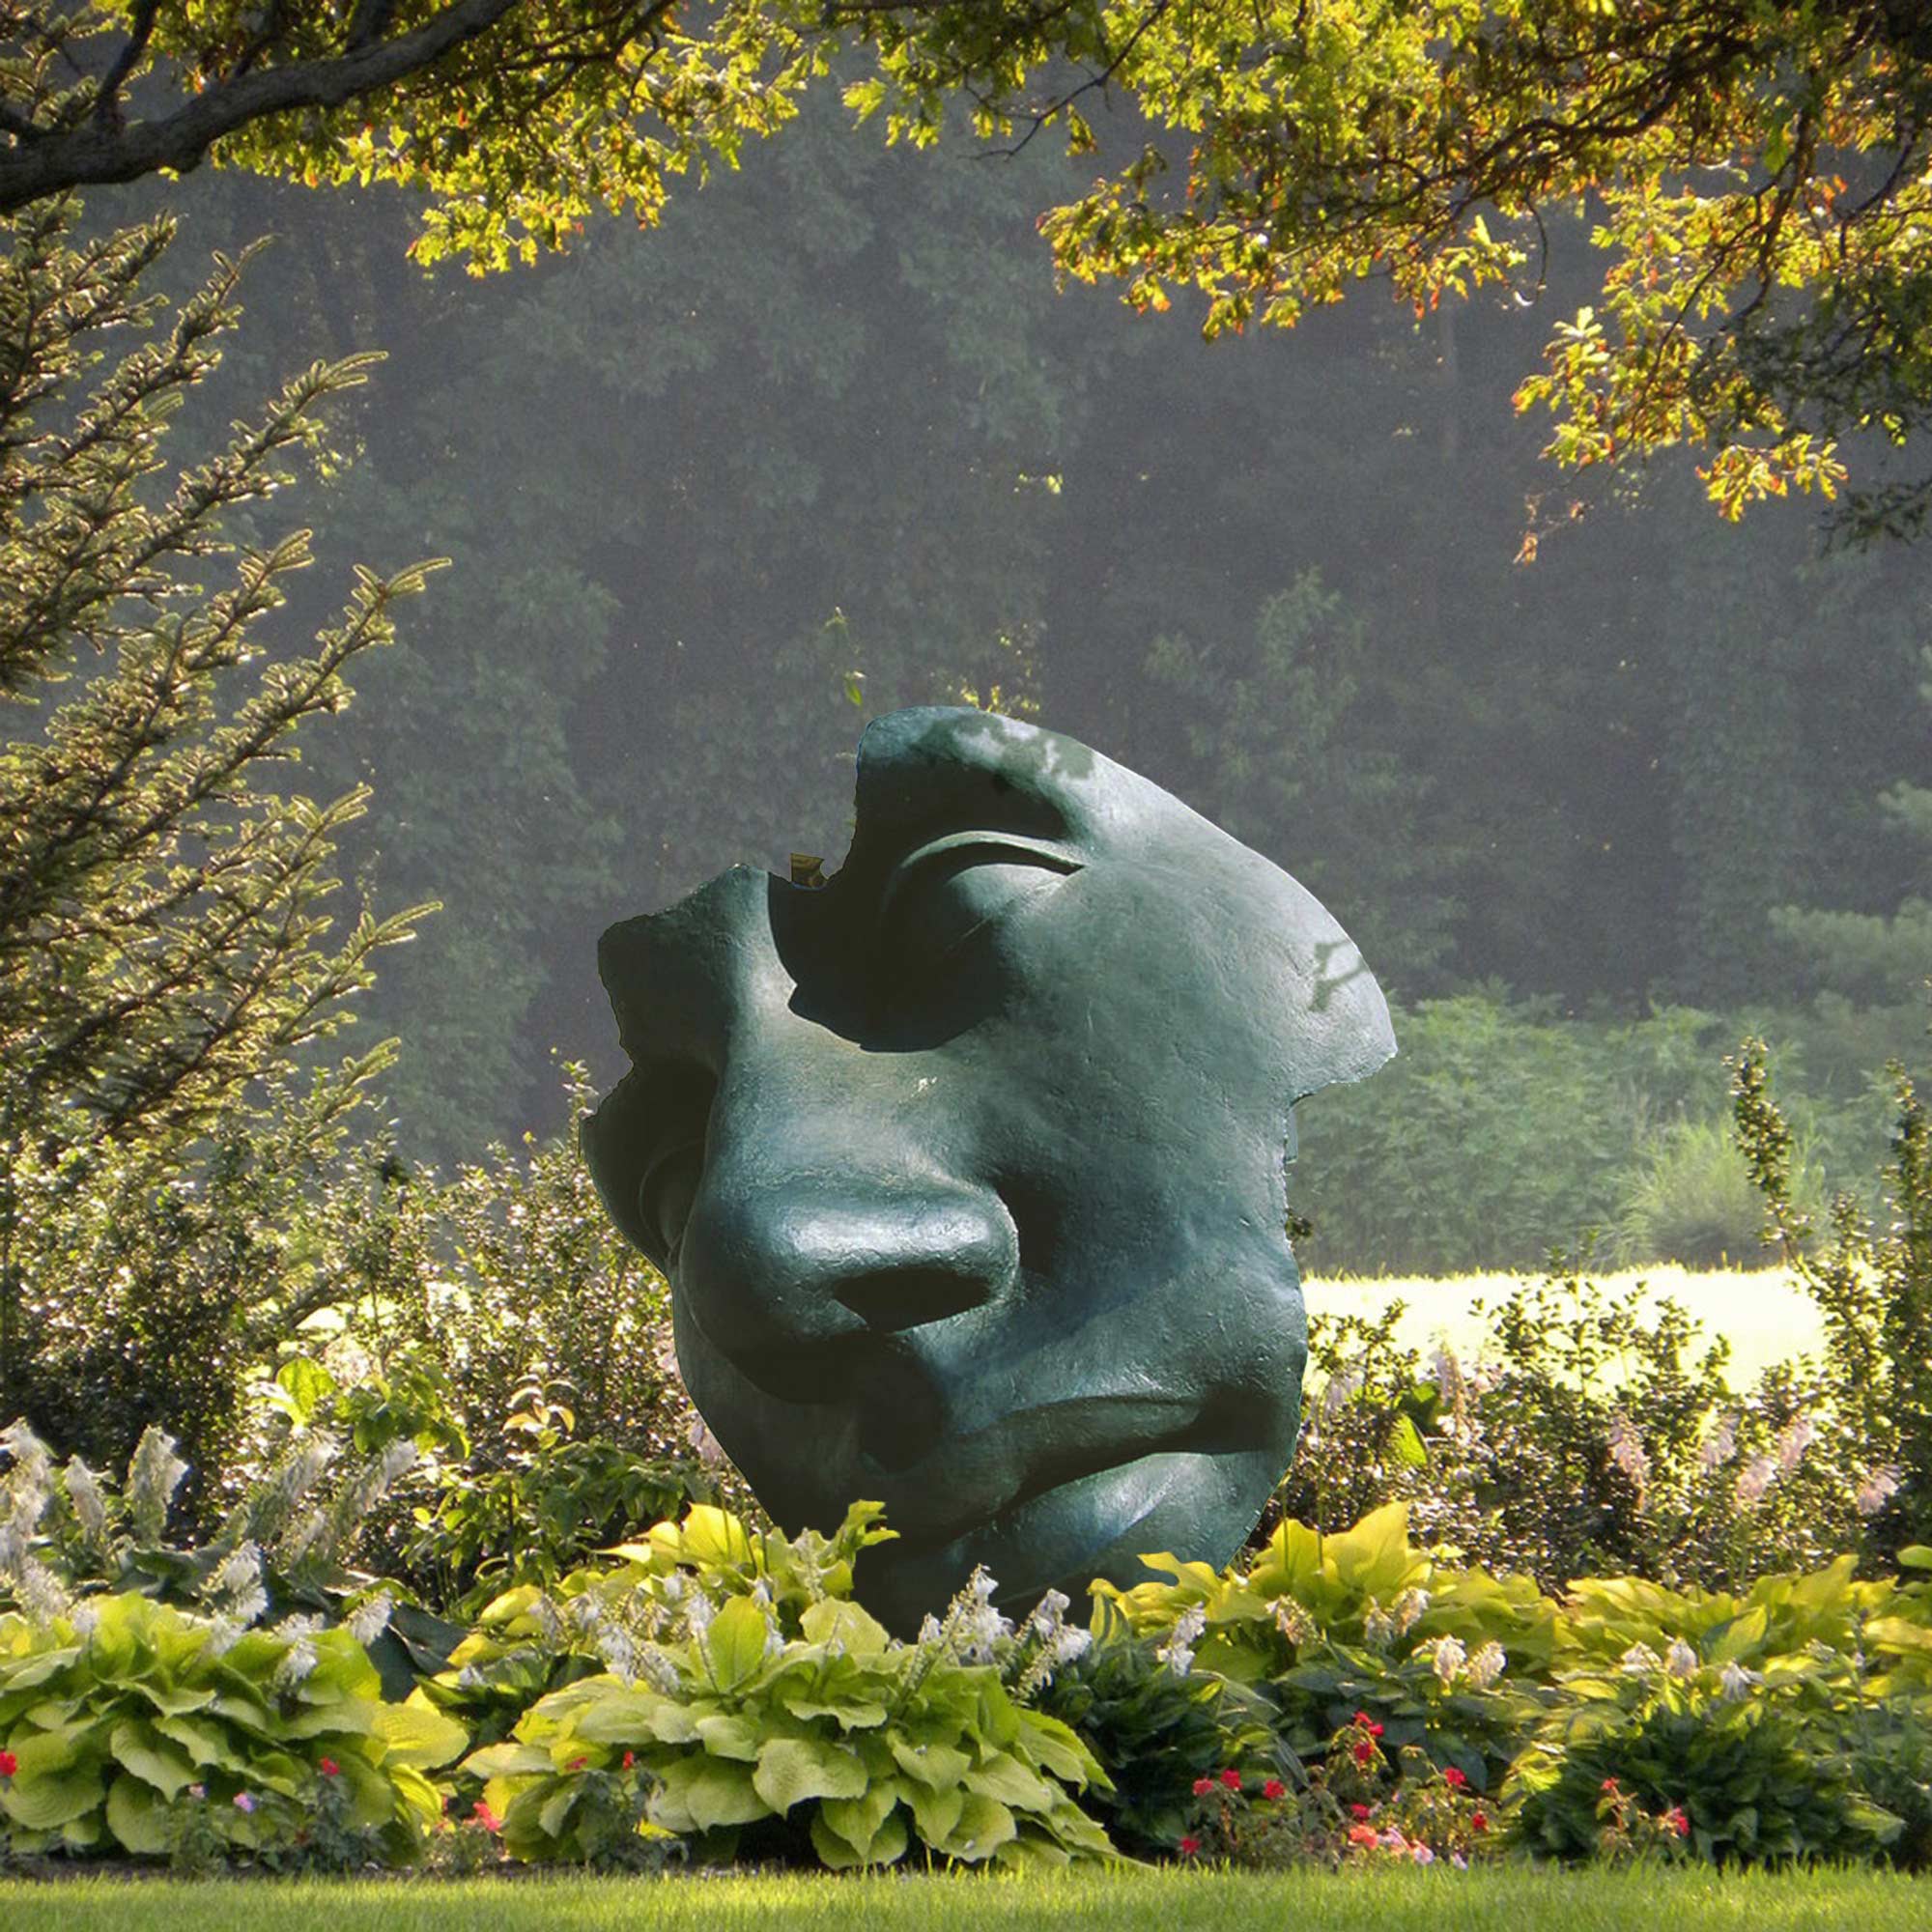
[1095,1502,1559,1791]
[0,1592,466,1862]
[463,1509,1117,1870]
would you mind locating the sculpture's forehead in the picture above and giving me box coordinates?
[597,706,1393,1099]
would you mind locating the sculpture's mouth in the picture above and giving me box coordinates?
[856,1393,1217,1555]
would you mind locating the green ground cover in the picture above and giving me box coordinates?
[1305,1267,1822,1389]
[1,1865,1926,1932]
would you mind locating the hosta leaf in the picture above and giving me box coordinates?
[105,1773,173,1855]
[939,1789,1015,1861]
[962,1751,1052,1811]
[1,1762,104,1830]
[753,1735,868,1812]
[695,1712,764,1762]
[703,1596,772,1692]
[109,1718,198,1799]
[817,1776,903,1856]
[890,1737,970,1789]
[799,1600,890,1658]
[654,1753,770,1833]
[370,1693,469,1769]
[902,1778,963,1845]
[152,1715,245,1772]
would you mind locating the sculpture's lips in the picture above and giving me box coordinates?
[855,1394,1210,1551]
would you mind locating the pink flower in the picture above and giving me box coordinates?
[1442,1765,1468,1790]
[1192,1776,1214,1797]
[318,1758,340,1779]
[0,1750,15,1778]
[569,1756,587,1771]
[1668,1807,1690,1837]
[1411,1843,1435,1865]
[1347,1824,1378,1848]
[233,1792,256,1813]
[1177,1834,1200,1857]
[1263,1778,1287,1802]
[1601,1776,1620,1794]
[1219,1768,1243,1791]
[472,1800,503,1834]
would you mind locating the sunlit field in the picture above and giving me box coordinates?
[1305,1267,1822,1390]
[3,1866,1927,1932]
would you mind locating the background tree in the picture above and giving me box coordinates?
[0,192,431,1471]
[11,7,1932,531]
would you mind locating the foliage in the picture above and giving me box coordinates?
[1735,1037,1932,1561]
[0,1590,465,1863]
[0,193,432,1481]
[459,1502,1115,1870]
[836,2,1932,534]
[1032,1604,1279,1858]
[1613,1119,1821,1271]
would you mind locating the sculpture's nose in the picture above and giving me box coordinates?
[679,1168,1020,1405]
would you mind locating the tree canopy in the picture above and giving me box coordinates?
[5,5,1932,530]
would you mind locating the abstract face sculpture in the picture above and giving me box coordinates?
[583,708,1394,1633]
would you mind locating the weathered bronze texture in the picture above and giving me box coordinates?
[584,708,1394,1632]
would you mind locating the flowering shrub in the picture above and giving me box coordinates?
[0,1592,465,1864]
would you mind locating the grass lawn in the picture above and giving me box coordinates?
[1,1865,1926,1932]
[1304,1266,1822,1389]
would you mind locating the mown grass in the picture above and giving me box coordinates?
[2,1864,1926,1932]
[1304,1265,1821,1388]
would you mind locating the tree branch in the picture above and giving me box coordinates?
[1,0,525,213]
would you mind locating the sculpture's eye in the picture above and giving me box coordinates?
[878,837,1080,978]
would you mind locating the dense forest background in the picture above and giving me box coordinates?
[74,90,1929,1274]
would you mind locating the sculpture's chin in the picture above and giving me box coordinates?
[846,1444,1280,1638]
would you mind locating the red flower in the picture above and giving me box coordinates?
[1192,1776,1214,1797]
[1353,1711,1385,1737]
[1470,1812,1489,1833]
[0,1749,15,1778]
[318,1758,340,1779]
[1668,1808,1690,1838]
[1442,1766,1468,1790]
[1347,1823,1378,1848]
[1350,1804,1373,1822]
[1263,1779,1287,1802]
[569,1756,588,1771]
[472,1800,503,1834]
[1219,1768,1243,1791]
[1352,1738,1377,1765]
[621,1751,636,1770]
[1601,1776,1620,1794]
[1177,1835,1200,1857]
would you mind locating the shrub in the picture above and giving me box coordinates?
[1613,1117,1822,1268]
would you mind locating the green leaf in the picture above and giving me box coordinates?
[104,1774,173,1856]
[1,1762,105,1831]
[753,1735,868,1812]
[655,1754,770,1833]
[704,1596,772,1691]
[109,1718,199,1800]
[800,1599,891,1657]
[370,1693,469,1770]
[818,1776,902,1858]
[939,1789,1016,1862]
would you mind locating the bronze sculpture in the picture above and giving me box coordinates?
[584,707,1394,1632]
